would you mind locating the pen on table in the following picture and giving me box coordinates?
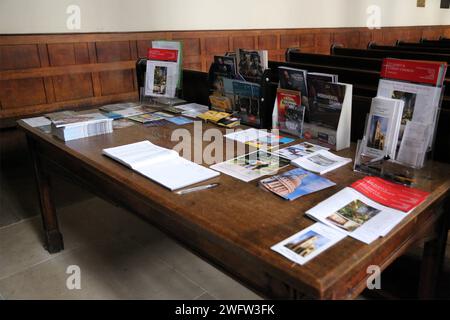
[176,183,219,195]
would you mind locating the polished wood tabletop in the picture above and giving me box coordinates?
[18,119,450,299]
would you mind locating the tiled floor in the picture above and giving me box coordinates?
[0,129,261,300]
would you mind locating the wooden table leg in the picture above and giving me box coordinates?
[27,135,64,254]
[417,200,449,299]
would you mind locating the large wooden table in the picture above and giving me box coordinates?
[18,120,450,299]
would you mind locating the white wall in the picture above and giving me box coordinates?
[0,0,449,34]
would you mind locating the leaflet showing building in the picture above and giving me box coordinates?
[271,223,346,265]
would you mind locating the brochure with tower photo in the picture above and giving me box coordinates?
[363,97,404,159]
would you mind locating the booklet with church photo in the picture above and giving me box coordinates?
[271,223,346,265]
[210,150,290,182]
[362,97,404,159]
[260,168,335,201]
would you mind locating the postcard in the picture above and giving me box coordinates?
[271,223,346,265]
[260,168,335,201]
[273,142,329,160]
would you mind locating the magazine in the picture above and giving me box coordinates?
[260,168,336,201]
[210,150,290,182]
[278,67,308,97]
[308,80,347,131]
[232,80,261,127]
[271,223,346,265]
[236,49,268,82]
[273,142,329,160]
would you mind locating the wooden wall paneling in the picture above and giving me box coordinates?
[231,35,256,50]
[87,42,102,98]
[172,37,202,70]
[47,42,94,102]
[1,25,449,121]
[37,43,56,104]
[280,34,299,50]
[0,44,41,71]
[1,92,138,119]
[359,31,373,49]
[99,69,135,96]
[315,32,332,54]
[372,29,384,45]
[0,78,47,109]
[95,41,132,63]
[299,33,315,50]
[333,30,360,49]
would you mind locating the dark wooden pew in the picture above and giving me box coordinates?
[421,38,450,48]
[368,42,450,55]
[268,60,379,97]
[332,45,450,66]
[286,49,382,71]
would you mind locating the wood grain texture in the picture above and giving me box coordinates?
[1,25,449,119]
[18,120,450,299]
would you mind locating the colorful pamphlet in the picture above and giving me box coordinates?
[350,176,429,213]
[276,88,305,137]
[260,168,336,201]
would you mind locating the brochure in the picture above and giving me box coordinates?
[260,168,336,201]
[210,150,290,182]
[271,223,346,265]
[306,187,409,244]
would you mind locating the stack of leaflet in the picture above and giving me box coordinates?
[47,111,113,141]
[376,58,447,167]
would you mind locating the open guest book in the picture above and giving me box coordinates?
[102,141,219,191]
